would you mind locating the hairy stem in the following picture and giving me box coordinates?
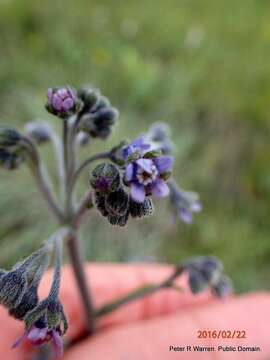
[49,228,66,300]
[34,162,64,222]
[63,120,71,215]
[51,131,66,202]
[74,190,93,227]
[21,136,64,222]
[67,231,95,334]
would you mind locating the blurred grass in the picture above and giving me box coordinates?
[0,0,270,293]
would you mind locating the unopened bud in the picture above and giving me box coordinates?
[0,269,27,308]
[107,211,129,227]
[212,277,233,298]
[9,285,38,320]
[129,197,155,218]
[24,122,52,144]
[76,132,91,146]
[46,87,79,118]
[188,269,208,294]
[78,86,100,112]
[0,149,25,170]
[90,163,121,194]
[94,192,109,217]
[0,127,21,148]
[105,188,129,216]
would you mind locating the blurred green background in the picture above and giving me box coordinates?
[0,0,269,293]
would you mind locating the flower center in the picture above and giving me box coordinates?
[136,165,158,186]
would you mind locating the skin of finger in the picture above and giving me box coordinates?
[42,264,214,339]
[63,293,270,360]
[0,263,213,359]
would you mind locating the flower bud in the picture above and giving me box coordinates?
[107,211,129,227]
[94,192,109,217]
[184,256,226,295]
[198,256,223,285]
[9,285,38,320]
[0,149,25,170]
[93,95,111,111]
[129,197,155,218]
[188,269,209,294]
[0,127,21,148]
[24,299,68,335]
[79,107,118,140]
[148,122,171,142]
[76,131,91,146]
[46,87,79,118]
[0,269,28,308]
[90,163,121,194]
[46,301,66,331]
[212,277,233,298]
[24,122,52,144]
[78,86,100,112]
[105,188,129,216]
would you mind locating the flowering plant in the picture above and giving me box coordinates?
[0,86,231,359]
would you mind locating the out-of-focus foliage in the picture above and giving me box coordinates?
[0,0,270,292]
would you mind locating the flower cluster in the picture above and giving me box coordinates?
[90,135,173,227]
[90,162,155,226]
[0,237,67,358]
[90,129,201,225]
[45,85,119,141]
[183,256,232,297]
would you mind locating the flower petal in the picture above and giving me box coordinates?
[63,97,74,110]
[125,163,135,181]
[179,208,193,224]
[133,136,148,148]
[51,331,63,359]
[136,158,153,173]
[191,201,202,213]
[130,183,146,203]
[154,155,173,173]
[27,326,47,343]
[151,180,170,198]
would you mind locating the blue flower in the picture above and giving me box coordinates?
[122,136,151,161]
[169,181,202,224]
[124,149,173,203]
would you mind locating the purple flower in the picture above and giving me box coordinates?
[169,181,202,224]
[47,87,77,117]
[125,154,173,203]
[122,136,151,161]
[12,321,63,359]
